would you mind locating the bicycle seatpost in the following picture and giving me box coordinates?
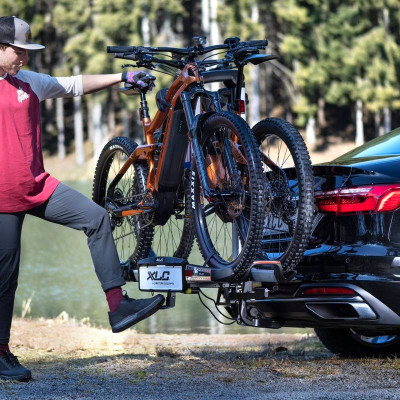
[139,92,150,121]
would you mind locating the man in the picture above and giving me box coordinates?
[0,16,164,381]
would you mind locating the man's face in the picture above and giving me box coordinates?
[0,45,28,76]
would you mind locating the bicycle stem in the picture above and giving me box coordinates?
[233,64,245,113]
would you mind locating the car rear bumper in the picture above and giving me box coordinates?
[245,282,400,330]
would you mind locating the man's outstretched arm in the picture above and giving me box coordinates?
[82,71,155,94]
[82,73,123,94]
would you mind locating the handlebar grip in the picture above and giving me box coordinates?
[107,46,137,53]
[246,40,268,47]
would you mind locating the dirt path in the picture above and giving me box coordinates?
[1,318,400,399]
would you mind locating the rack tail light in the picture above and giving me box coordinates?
[315,184,400,215]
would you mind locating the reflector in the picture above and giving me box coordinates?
[303,287,356,295]
[239,100,246,114]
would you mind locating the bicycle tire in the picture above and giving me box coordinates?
[151,168,195,259]
[192,112,266,278]
[92,137,153,265]
[92,137,195,264]
[252,118,314,271]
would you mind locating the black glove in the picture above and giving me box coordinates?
[122,71,156,91]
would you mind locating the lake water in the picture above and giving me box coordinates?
[16,181,308,335]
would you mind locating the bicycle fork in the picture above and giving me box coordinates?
[181,87,239,200]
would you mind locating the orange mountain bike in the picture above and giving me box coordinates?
[92,37,267,281]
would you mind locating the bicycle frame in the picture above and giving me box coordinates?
[105,63,225,218]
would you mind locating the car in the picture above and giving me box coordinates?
[250,127,400,357]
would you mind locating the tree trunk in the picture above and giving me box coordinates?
[374,110,384,137]
[201,0,210,36]
[383,106,391,134]
[93,94,104,164]
[87,97,94,142]
[73,65,85,165]
[122,108,131,138]
[162,13,177,44]
[56,97,65,159]
[107,89,116,139]
[141,3,150,46]
[317,97,327,129]
[306,116,316,146]
[249,4,260,127]
[209,0,220,92]
[44,98,55,137]
[355,100,364,146]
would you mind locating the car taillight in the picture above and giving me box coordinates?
[315,184,400,215]
[303,287,356,296]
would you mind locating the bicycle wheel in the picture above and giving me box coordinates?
[92,137,152,265]
[150,170,195,259]
[192,112,266,278]
[252,118,314,271]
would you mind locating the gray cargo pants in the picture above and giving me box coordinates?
[0,183,126,343]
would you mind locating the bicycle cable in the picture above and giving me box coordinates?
[198,289,237,325]
[200,50,229,64]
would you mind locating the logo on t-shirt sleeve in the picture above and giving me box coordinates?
[17,87,30,103]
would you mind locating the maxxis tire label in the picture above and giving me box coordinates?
[190,170,196,210]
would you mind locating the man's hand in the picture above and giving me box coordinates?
[122,71,156,91]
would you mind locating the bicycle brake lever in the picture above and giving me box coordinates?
[121,64,137,69]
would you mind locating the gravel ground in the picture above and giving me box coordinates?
[1,318,400,399]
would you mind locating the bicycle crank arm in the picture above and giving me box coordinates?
[106,201,154,217]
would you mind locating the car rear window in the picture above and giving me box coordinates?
[335,127,400,161]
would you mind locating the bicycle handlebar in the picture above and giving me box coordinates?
[243,39,268,48]
[107,46,137,53]
[107,43,229,56]
[107,38,269,71]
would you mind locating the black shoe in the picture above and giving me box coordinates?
[0,351,31,381]
[109,293,165,333]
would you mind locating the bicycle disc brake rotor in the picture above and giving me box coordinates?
[269,171,297,234]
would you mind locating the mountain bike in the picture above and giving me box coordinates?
[92,37,268,283]
[199,37,314,275]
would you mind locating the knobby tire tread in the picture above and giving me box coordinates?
[92,137,153,264]
[194,112,266,278]
[93,136,195,263]
[253,118,314,272]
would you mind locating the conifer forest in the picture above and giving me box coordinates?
[2,0,400,164]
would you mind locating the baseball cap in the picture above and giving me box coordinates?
[0,16,45,50]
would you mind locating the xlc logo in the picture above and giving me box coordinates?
[147,271,170,281]
[156,257,164,262]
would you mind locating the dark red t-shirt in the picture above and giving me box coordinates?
[0,70,83,212]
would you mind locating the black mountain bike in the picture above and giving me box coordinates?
[197,36,314,275]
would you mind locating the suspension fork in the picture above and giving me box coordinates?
[181,88,223,198]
